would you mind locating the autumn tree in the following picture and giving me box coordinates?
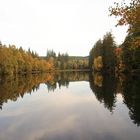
[109,0,140,72]
[89,32,116,72]
[0,42,54,76]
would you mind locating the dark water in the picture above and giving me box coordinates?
[0,72,140,140]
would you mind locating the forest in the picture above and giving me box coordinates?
[89,0,140,74]
[45,50,89,70]
[0,0,140,76]
[0,43,89,76]
[0,43,54,75]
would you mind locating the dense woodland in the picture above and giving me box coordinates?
[45,50,89,70]
[89,32,116,73]
[0,0,140,76]
[89,0,140,74]
[0,43,89,76]
[0,43,54,75]
[113,0,140,73]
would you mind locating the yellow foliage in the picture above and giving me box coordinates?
[94,73,103,87]
[109,0,140,46]
[93,56,103,71]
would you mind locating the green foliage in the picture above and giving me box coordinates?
[46,49,56,58]
[89,32,116,72]
[121,34,140,71]
[89,47,94,69]
[45,51,89,70]
[102,32,116,70]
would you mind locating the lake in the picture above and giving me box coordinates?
[0,72,140,140]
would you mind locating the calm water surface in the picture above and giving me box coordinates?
[0,72,140,140]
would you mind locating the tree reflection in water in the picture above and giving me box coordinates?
[0,72,89,109]
[89,72,140,126]
[120,74,140,126]
[0,71,140,126]
[89,72,117,112]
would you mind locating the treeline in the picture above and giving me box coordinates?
[89,32,116,73]
[89,0,140,74]
[112,0,140,73]
[0,42,89,76]
[45,50,89,70]
[0,43,54,75]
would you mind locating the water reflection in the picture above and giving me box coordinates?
[0,72,89,109]
[120,75,140,126]
[89,72,117,112]
[0,71,140,128]
[89,72,140,127]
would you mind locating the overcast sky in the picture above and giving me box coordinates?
[0,0,128,56]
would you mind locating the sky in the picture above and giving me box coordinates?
[0,0,128,56]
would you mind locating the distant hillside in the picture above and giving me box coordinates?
[40,56,89,61]
[68,56,89,60]
[39,55,89,70]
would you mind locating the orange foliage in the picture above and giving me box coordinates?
[115,48,122,56]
